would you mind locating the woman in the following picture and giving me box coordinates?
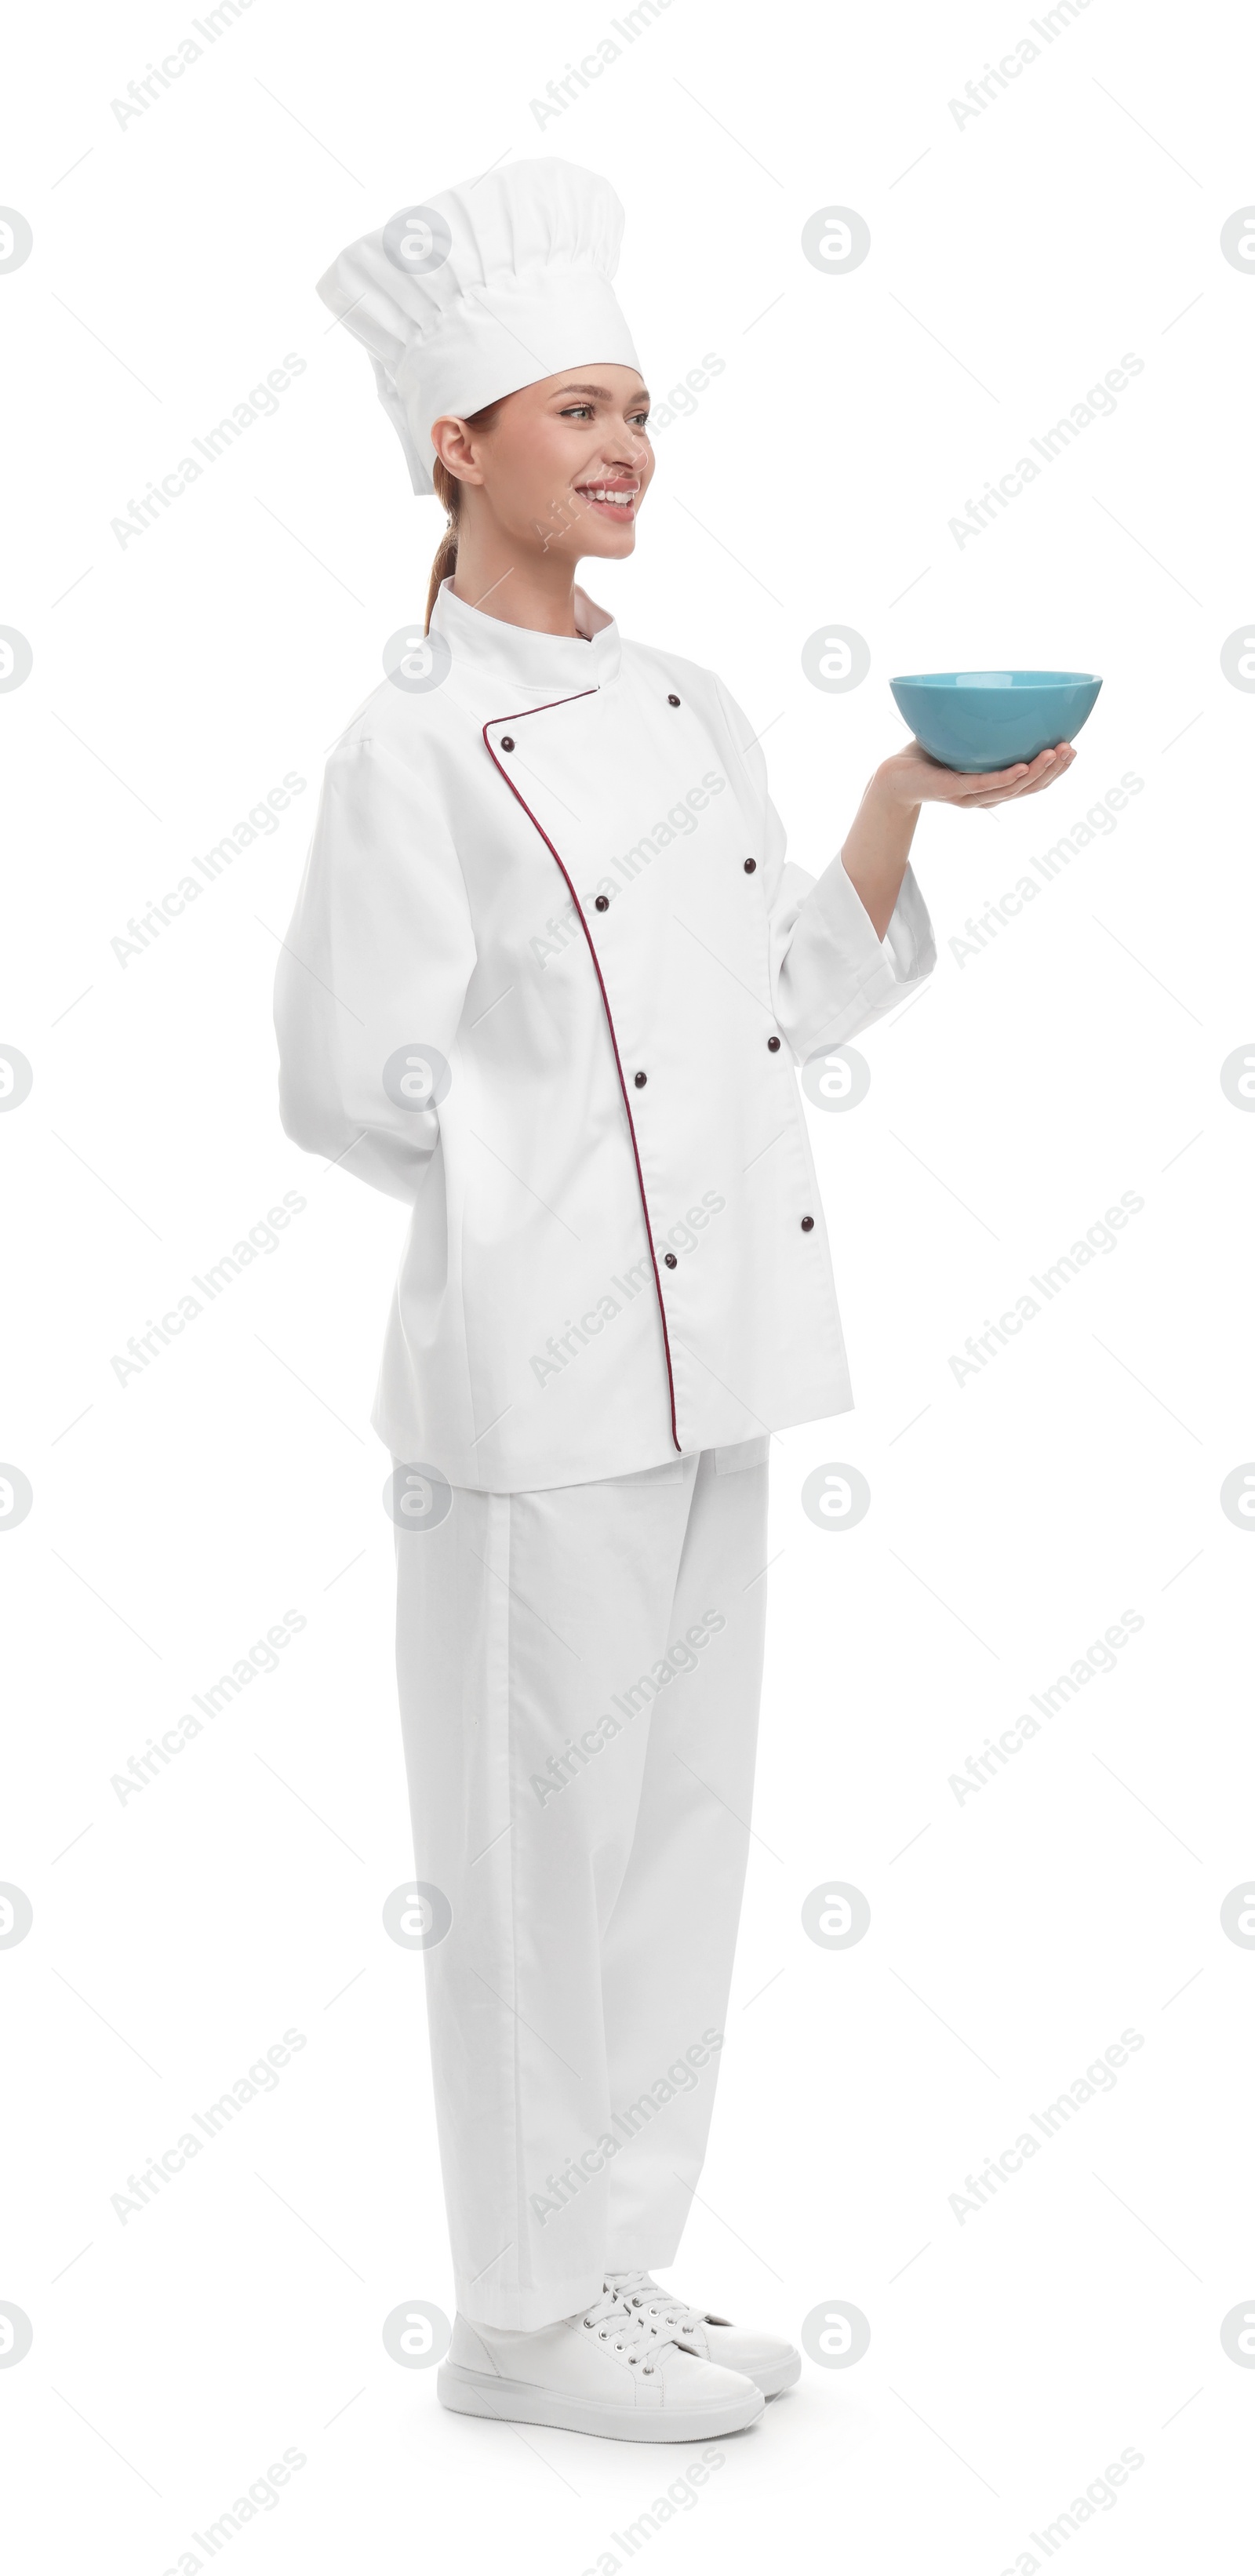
[275,156,1075,2444]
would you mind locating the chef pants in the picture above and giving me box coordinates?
[392,1439,769,2330]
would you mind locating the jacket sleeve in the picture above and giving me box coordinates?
[273,730,476,1203]
[714,676,937,1064]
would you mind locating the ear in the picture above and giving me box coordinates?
[430,413,486,487]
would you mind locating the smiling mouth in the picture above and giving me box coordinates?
[575,484,638,516]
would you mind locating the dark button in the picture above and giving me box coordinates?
[634,1070,647,1088]
[500,735,515,751]
[801,1216,814,1232]
[744,857,756,873]
[595,895,609,911]
[767,1035,780,1052]
[667,693,680,707]
[664,1252,678,1269]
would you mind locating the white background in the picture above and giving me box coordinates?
[3,0,1254,2567]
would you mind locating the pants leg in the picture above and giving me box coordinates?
[600,1444,769,2267]
[392,1445,768,2329]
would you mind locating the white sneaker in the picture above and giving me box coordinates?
[437,2281,765,2441]
[606,2269,802,2399]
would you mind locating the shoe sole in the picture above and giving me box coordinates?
[754,2352,802,2400]
[437,2362,764,2441]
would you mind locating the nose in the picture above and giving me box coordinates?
[609,421,650,471]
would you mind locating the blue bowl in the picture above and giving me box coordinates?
[888,669,1102,774]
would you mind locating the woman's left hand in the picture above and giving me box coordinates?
[876,740,1079,810]
[840,740,1081,938]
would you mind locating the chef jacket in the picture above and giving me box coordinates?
[273,577,937,1490]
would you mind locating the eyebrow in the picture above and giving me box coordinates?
[554,382,651,405]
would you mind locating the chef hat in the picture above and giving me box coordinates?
[315,158,642,497]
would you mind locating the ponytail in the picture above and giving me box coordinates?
[424,399,504,631]
[424,471,459,632]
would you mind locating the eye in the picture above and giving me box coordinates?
[559,403,596,420]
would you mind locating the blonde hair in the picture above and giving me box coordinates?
[424,401,504,631]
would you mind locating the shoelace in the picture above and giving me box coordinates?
[606,2269,701,2339]
[580,2280,685,2372]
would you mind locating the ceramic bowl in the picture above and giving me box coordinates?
[888,669,1102,773]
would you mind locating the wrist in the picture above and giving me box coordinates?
[868,751,922,816]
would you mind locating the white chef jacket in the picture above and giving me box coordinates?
[274,577,936,1490]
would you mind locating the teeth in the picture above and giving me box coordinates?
[581,487,633,505]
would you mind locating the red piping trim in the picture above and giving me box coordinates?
[482,693,682,1454]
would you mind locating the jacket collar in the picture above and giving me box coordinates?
[429,574,621,700]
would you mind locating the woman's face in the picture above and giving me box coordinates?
[434,364,655,563]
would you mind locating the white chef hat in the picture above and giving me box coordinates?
[315,157,642,497]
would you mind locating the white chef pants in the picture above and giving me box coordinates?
[393,1440,769,2330]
